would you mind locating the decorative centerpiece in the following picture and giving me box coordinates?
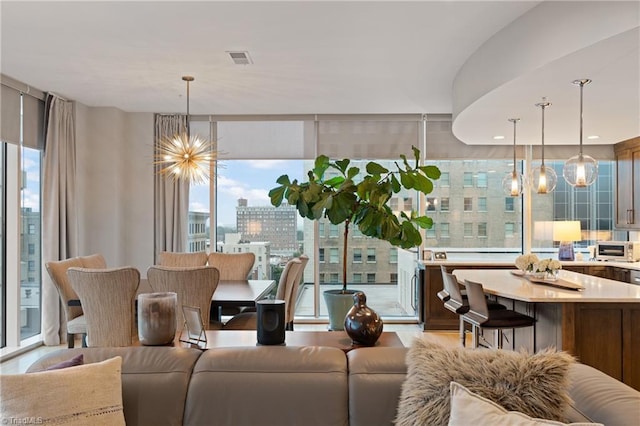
[515,253,539,274]
[138,292,177,346]
[532,258,562,280]
[344,292,383,346]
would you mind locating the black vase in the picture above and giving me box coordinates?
[344,292,383,346]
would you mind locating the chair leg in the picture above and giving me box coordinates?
[81,333,88,348]
[67,333,74,349]
[458,317,466,347]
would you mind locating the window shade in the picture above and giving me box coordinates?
[317,115,422,159]
[1,84,20,145]
[23,94,45,149]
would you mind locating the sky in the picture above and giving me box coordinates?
[189,159,306,228]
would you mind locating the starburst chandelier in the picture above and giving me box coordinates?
[155,76,215,184]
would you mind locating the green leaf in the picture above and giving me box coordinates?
[268,186,286,206]
[414,216,434,229]
[313,155,330,178]
[419,165,442,179]
[347,166,360,180]
[413,174,434,194]
[412,145,420,165]
[390,175,401,192]
[325,176,345,188]
[275,175,291,185]
[366,162,388,175]
[334,158,350,174]
[400,171,415,189]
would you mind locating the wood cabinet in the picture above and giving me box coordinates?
[614,137,640,229]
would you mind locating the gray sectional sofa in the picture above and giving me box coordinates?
[26,345,640,426]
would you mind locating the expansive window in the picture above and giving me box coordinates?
[186,117,619,325]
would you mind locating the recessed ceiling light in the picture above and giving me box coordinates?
[227,51,253,65]
[493,135,505,140]
[587,135,600,140]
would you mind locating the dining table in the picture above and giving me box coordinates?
[71,278,277,322]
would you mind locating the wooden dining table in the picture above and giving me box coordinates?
[71,278,277,322]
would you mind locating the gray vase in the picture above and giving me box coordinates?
[344,292,383,346]
[323,289,360,331]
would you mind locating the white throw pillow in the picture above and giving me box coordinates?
[448,382,603,426]
[1,356,125,425]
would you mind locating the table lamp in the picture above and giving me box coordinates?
[553,221,582,261]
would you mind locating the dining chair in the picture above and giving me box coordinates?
[207,252,256,317]
[158,251,208,267]
[45,253,108,348]
[463,279,536,349]
[147,265,222,332]
[67,266,140,347]
[223,257,303,330]
[284,254,308,330]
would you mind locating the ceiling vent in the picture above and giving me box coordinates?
[227,51,253,65]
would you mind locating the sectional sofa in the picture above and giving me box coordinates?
[16,345,640,425]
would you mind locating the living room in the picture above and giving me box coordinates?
[1,2,639,424]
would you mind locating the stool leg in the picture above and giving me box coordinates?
[459,317,466,347]
[497,329,504,349]
[472,325,479,348]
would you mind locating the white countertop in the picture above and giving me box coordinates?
[452,269,640,303]
[420,259,640,271]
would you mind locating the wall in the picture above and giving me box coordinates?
[75,103,154,275]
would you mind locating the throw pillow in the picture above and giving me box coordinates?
[43,353,84,371]
[448,382,603,426]
[395,339,575,426]
[1,356,125,426]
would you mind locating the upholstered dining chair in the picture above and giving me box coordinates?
[67,266,140,347]
[147,265,222,332]
[45,253,108,348]
[223,257,303,330]
[463,279,536,349]
[283,254,308,331]
[158,251,208,267]
[207,252,256,317]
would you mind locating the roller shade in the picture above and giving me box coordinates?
[317,114,422,160]
[1,83,20,145]
[1,79,45,149]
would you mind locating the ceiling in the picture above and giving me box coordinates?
[1,1,638,146]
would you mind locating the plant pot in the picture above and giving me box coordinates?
[323,289,361,331]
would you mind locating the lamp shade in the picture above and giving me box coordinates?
[552,221,581,242]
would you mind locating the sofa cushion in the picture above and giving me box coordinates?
[448,381,603,426]
[395,339,575,426]
[347,347,409,426]
[185,346,348,426]
[27,347,203,426]
[2,356,125,425]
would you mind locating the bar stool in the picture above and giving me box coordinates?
[440,266,505,347]
[463,279,536,349]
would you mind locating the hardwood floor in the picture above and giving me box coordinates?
[0,325,460,374]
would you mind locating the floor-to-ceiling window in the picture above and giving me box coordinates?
[185,114,618,325]
[1,80,44,352]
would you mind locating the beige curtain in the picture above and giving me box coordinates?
[154,114,189,260]
[42,94,77,345]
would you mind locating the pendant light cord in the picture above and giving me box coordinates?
[573,79,591,160]
[183,76,194,139]
[536,100,551,167]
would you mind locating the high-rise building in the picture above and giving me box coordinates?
[188,211,209,253]
[236,199,297,255]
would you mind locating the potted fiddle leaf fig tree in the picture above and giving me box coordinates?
[269,146,440,330]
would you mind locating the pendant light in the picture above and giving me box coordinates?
[563,79,598,187]
[502,118,524,196]
[155,76,215,184]
[530,99,557,194]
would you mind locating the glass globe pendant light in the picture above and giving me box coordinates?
[563,79,598,187]
[530,99,557,194]
[501,118,524,196]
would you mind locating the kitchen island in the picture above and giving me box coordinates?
[452,268,640,390]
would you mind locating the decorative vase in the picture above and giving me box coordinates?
[324,289,360,331]
[344,292,383,346]
[546,270,559,281]
[138,292,177,346]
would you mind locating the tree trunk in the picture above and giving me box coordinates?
[342,219,350,293]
